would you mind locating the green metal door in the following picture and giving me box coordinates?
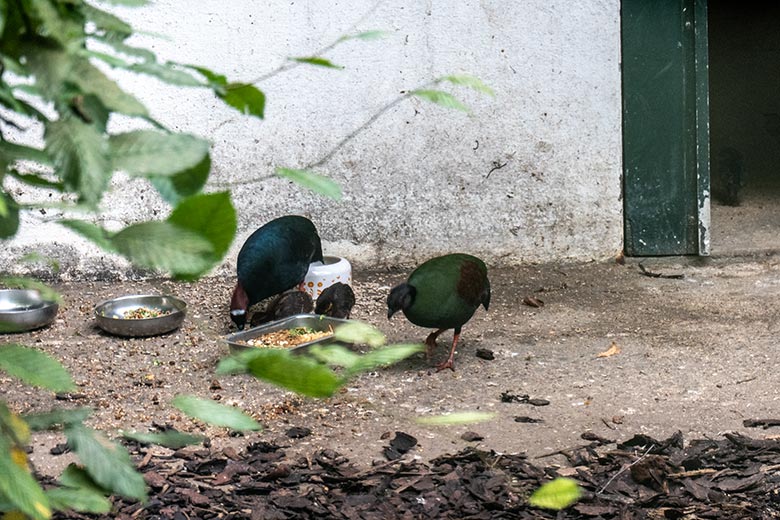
[622,0,710,255]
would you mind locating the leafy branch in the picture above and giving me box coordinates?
[242,0,388,85]
[213,74,495,193]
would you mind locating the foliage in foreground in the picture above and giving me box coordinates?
[529,477,582,510]
[0,325,423,519]
[0,0,255,279]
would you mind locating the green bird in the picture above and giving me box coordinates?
[387,253,491,371]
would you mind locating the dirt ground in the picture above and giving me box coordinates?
[3,254,780,479]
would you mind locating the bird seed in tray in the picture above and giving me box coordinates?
[242,326,334,349]
[122,307,172,319]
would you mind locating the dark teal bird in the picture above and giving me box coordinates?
[387,253,490,371]
[230,215,323,329]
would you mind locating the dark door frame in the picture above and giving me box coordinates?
[621,0,710,256]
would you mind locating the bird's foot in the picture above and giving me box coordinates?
[434,358,455,372]
[424,336,438,361]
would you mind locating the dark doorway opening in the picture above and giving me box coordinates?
[709,2,780,254]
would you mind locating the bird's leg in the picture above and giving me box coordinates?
[435,329,462,372]
[296,281,306,292]
[424,328,447,361]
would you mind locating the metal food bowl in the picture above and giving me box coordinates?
[0,289,59,333]
[226,314,350,354]
[94,294,187,337]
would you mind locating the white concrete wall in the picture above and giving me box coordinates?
[3,0,623,278]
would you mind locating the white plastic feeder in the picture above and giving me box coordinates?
[304,256,352,300]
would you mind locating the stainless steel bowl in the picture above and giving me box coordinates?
[225,314,350,354]
[94,294,186,337]
[0,289,59,333]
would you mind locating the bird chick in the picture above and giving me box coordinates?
[315,282,356,319]
[387,253,490,372]
[272,290,314,320]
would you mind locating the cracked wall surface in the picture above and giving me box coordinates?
[2,0,623,278]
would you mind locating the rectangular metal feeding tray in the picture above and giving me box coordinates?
[225,314,351,355]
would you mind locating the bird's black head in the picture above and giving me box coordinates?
[387,283,415,319]
[230,309,247,330]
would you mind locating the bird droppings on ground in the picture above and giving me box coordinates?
[5,256,780,516]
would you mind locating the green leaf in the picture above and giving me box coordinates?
[291,57,343,69]
[0,277,62,304]
[65,423,147,501]
[416,411,496,426]
[0,402,31,446]
[0,80,27,113]
[0,1,7,35]
[167,191,236,261]
[70,93,111,132]
[244,349,344,398]
[220,83,265,118]
[0,441,51,520]
[23,408,93,431]
[94,0,149,5]
[83,49,131,68]
[186,65,226,87]
[215,349,262,375]
[440,74,495,96]
[149,155,211,205]
[24,49,147,116]
[0,92,48,121]
[47,487,111,514]
[109,130,209,177]
[332,321,386,347]
[0,345,75,392]
[2,55,26,76]
[26,0,84,47]
[122,430,205,449]
[172,395,261,431]
[59,220,115,252]
[82,4,132,38]
[45,117,111,208]
[0,141,52,166]
[338,30,389,42]
[90,35,156,62]
[59,464,106,494]
[128,61,204,87]
[306,344,360,369]
[276,167,342,200]
[110,221,214,279]
[7,170,64,191]
[345,343,423,375]
[18,252,61,273]
[68,58,148,117]
[411,89,469,112]
[307,343,423,375]
[0,190,19,238]
[529,478,582,510]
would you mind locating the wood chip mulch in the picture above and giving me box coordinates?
[50,431,780,519]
